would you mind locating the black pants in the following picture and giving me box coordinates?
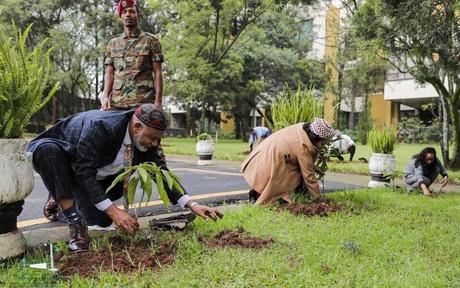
[33,142,123,227]
[336,145,356,162]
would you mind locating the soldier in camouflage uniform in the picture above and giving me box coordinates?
[101,0,164,111]
[43,0,167,223]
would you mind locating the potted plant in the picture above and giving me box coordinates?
[367,127,398,188]
[0,23,59,260]
[195,133,214,165]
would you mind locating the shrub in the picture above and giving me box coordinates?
[368,127,397,154]
[271,85,322,131]
[0,23,59,138]
[196,133,213,141]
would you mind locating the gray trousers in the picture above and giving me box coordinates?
[403,169,440,192]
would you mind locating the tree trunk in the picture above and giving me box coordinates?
[439,96,450,167]
[449,99,460,169]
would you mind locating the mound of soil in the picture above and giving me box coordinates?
[199,227,274,249]
[58,235,175,277]
[277,201,342,217]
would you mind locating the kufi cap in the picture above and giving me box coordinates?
[310,118,336,139]
[134,104,168,131]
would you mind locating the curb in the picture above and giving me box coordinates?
[24,204,244,248]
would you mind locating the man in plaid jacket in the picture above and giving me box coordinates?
[28,104,222,252]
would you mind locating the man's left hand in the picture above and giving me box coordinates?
[190,204,224,221]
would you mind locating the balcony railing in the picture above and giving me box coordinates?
[386,72,415,81]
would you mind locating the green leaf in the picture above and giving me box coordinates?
[144,175,153,203]
[105,169,132,194]
[162,169,174,190]
[138,167,149,184]
[128,177,139,205]
[173,180,185,195]
[156,171,171,207]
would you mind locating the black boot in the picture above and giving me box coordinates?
[68,221,89,253]
[248,189,259,203]
[43,194,59,222]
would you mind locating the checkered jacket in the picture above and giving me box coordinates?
[27,110,183,205]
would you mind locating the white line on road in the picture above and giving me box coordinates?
[171,168,242,177]
[18,189,248,228]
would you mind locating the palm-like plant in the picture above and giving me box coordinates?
[0,23,59,138]
[106,162,184,210]
[368,127,397,154]
[271,85,322,131]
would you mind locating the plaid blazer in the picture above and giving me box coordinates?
[27,109,183,205]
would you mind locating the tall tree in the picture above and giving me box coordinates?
[352,0,460,168]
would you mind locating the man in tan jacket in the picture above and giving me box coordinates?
[241,118,336,205]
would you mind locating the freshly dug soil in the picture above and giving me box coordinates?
[277,201,342,217]
[200,227,274,249]
[58,235,175,277]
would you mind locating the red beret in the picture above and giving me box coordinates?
[116,0,137,17]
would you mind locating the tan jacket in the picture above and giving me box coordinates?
[241,123,321,205]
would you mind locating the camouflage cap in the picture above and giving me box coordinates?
[116,0,137,17]
[134,104,168,131]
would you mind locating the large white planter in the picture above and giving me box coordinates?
[196,140,215,166]
[0,139,34,260]
[368,153,396,188]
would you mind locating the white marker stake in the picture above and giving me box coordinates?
[48,243,58,272]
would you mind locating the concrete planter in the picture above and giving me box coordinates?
[0,139,34,260]
[196,140,214,165]
[368,153,396,188]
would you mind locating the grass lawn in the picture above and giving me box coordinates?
[162,137,249,162]
[162,137,460,183]
[2,188,460,287]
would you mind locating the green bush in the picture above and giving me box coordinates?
[398,117,444,144]
[196,133,213,141]
[0,23,59,138]
[271,85,322,131]
[368,126,397,154]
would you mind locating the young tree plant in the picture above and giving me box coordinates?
[106,162,184,212]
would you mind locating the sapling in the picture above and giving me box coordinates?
[106,162,184,217]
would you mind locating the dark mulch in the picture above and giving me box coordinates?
[58,235,175,277]
[199,227,274,249]
[277,200,343,217]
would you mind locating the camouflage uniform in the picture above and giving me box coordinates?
[105,28,164,109]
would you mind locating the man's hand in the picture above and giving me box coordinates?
[105,205,139,234]
[100,98,111,111]
[441,176,449,188]
[187,201,223,221]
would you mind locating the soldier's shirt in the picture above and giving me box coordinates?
[105,28,164,109]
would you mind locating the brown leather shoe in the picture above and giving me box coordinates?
[43,194,59,222]
[68,221,89,253]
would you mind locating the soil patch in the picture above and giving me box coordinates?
[58,235,175,277]
[277,200,343,217]
[199,227,274,249]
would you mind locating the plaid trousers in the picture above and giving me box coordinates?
[32,142,123,227]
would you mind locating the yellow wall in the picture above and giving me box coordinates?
[220,112,235,134]
[369,93,400,128]
[323,4,341,125]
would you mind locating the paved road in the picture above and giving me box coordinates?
[18,158,362,223]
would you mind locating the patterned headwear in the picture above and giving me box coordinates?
[116,0,137,17]
[134,104,168,131]
[310,118,336,140]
